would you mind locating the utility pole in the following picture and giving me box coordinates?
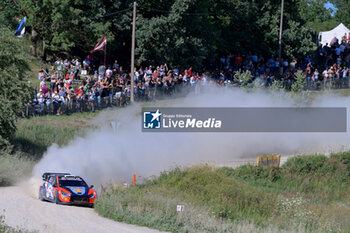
[278,0,284,76]
[130,1,136,102]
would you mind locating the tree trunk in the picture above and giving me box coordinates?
[30,29,38,57]
[42,38,46,61]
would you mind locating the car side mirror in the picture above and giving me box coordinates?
[90,185,94,189]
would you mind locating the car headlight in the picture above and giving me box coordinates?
[60,190,71,197]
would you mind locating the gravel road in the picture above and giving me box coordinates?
[0,180,164,233]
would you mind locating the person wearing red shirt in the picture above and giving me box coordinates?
[187,67,192,77]
[235,54,242,65]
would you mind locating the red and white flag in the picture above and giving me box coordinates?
[90,35,107,53]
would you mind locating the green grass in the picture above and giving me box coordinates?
[0,111,97,186]
[11,111,97,158]
[27,58,49,89]
[95,153,350,233]
[0,151,33,186]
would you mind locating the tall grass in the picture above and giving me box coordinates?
[0,151,33,186]
[12,112,97,158]
[95,154,350,233]
[0,112,96,185]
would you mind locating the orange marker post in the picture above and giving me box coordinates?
[133,174,136,186]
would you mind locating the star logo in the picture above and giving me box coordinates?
[150,109,162,122]
[143,109,162,129]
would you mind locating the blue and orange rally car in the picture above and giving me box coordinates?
[39,173,97,207]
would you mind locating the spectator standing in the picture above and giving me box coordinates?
[40,78,46,88]
[38,69,45,81]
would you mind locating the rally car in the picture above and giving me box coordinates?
[38,172,97,207]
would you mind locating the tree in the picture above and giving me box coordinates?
[299,0,336,33]
[233,70,253,87]
[0,25,32,149]
[3,0,112,58]
[331,0,350,28]
[291,71,306,92]
[1,0,319,68]
[135,0,218,69]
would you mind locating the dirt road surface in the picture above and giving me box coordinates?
[0,156,294,233]
[0,181,164,233]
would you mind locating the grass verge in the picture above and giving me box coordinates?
[0,111,97,186]
[95,152,350,233]
[12,111,98,158]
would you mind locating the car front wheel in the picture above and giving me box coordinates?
[55,190,60,204]
[39,187,44,201]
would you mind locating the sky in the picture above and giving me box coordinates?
[324,1,337,16]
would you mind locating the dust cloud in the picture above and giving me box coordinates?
[33,87,350,186]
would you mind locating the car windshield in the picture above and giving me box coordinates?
[59,178,88,187]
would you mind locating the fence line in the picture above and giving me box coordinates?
[21,85,195,117]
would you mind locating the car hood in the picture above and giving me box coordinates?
[64,186,88,195]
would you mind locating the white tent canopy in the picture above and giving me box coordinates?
[318,23,350,46]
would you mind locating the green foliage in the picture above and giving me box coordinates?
[96,154,350,232]
[2,0,317,67]
[233,70,253,87]
[0,26,33,148]
[136,0,316,67]
[332,0,350,30]
[291,71,306,93]
[12,112,97,157]
[19,0,112,55]
[96,166,275,232]
[0,150,33,186]
[270,79,284,91]
[299,0,336,33]
[226,154,350,201]
[136,0,215,69]
[0,112,95,186]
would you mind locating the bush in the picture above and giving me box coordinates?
[96,159,350,232]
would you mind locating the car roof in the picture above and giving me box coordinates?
[42,172,71,181]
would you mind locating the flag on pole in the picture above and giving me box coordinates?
[90,35,107,53]
[14,17,26,38]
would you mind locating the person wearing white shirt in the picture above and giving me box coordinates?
[40,78,46,88]
[37,91,45,110]
[322,69,328,79]
[201,76,207,86]
[323,68,330,89]
[106,67,113,76]
[190,76,195,86]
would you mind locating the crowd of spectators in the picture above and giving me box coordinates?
[215,34,350,90]
[33,57,209,115]
[31,34,350,116]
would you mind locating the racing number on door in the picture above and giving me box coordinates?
[46,177,54,199]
